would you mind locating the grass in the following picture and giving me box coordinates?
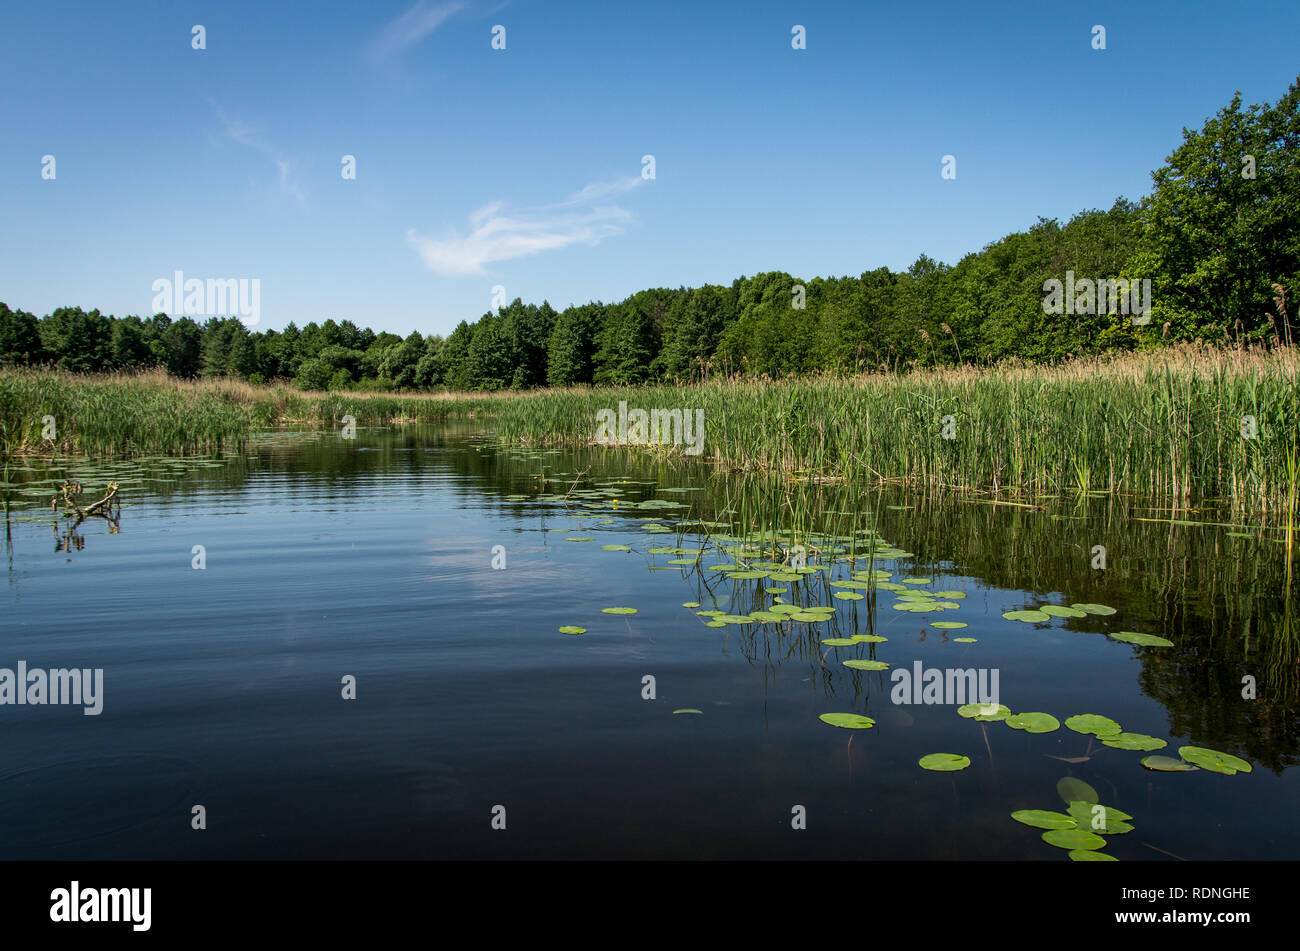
[3,344,1298,510]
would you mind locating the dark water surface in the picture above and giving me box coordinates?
[1,425,1296,859]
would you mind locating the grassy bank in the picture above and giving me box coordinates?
[3,346,1298,509]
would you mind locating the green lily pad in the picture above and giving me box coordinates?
[681,602,701,608]
[717,614,755,624]
[792,612,832,622]
[843,659,890,671]
[952,637,978,643]
[748,610,785,622]
[819,713,875,729]
[933,591,967,599]
[919,753,970,771]
[705,621,726,628]
[1006,712,1060,733]
[600,544,631,551]
[834,591,865,601]
[958,702,1011,721]
[1178,746,1252,775]
[769,604,803,615]
[601,607,638,615]
[1057,777,1099,804]
[1040,605,1089,618]
[1067,801,1134,833]
[1070,603,1117,615]
[1003,610,1051,623]
[1111,631,1175,647]
[558,626,586,635]
[673,708,702,715]
[565,537,595,542]
[1010,809,1077,830]
[1069,849,1118,861]
[1141,755,1199,772]
[1065,715,1123,738]
[1041,829,1107,850]
[1102,733,1167,751]
[821,638,857,646]
[851,634,887,643]
[932,621,968,629]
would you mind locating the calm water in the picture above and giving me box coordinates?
[1,425,1296,860]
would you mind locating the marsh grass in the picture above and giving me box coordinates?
[4,345,1298,510]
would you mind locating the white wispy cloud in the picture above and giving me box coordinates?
[367,1,466,62]
[212,103,306,205]
[406,177,645,276]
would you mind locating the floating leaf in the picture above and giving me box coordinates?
[819,713,875,729]
[673,708,702,715]
[1069,849,1118,861]
[932,621,968,629]
[953,637,978,643]
[834,591,865,601]
[1178,746,1252,775]
[1141,755,1198,772]
[705,620,726,628]
[1040,605,1088,618]
[1070,603,1117,615]
[601,607,638,615]
[1056,777,1099,804]
[958,702,1010,721]
[843,659,889,671]
[717,614,755,624]
[1111,631,1175,647]
[565,537,595,542]
[919,753,970,771]
[1041,829,1107,850]
[1006,712,1060,733]
[851,634,888,643]
[933,591,967,599]
[1003,610,1051,623]
[1102,732,1167,751]
[1065,714,1123,738]
[1066,801,1134,833]
[793,611,832,622]
[558,626,586,635]
[748,610,784,622]
[1010,810,1077,830]
[600,544,631,552]
[821,638,857,646]
[681,602,701,608]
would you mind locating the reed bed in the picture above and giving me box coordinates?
[3,345,1298,510]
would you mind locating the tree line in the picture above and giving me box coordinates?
[3,77,1296,391]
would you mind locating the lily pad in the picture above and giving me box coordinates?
[601,607,638,615]
[820,638,857,647]
[919,753,971,771]
[843,659,890,671]
[1010,809,1077,830]
[1178,746,1252,775]
[717,614,755,624]
[1065,715,1123,738]
[819,713,875,730]
[1102,732,1167,751]
[952,637,978,643]
[1006,712,1060,733]
[1110,631,1175,647]
[1003,610,1051,623]
[558,626,586,635]
[1041,829,1107,851]
[600,544,631,552]
[673,709,702,715]
[851,634,888,643]
[932,621,968,629]
[1040,605,1088,618]
[1056,777,1099,804]
[958,702,1011,721]
[1067,801,1134,833]
[932,591,967,599]
[833,591,865,601]
[1069,849,1118,861]
[681,602,701,608]
[1140,755,1198,772]
[1070,603,1117,615]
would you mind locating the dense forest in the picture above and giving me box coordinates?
[3,78,1297,391]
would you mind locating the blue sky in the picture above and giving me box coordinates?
[2,0,1297,337]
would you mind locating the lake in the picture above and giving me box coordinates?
[1,424,1295,860]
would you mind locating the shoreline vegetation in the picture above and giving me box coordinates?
[3,343,1298,511]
